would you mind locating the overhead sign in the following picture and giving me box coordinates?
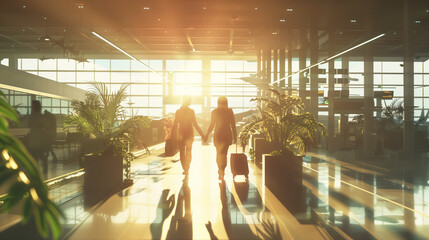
[374,91,393,99]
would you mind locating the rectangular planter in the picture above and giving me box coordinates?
[84,154,123,208]
[254,138,275,165]
[262,153,305,214]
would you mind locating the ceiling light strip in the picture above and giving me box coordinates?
[91,31,173,84]
[270,33,386,86]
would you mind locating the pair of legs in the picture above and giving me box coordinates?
[215,143,229,179]
[178,138,193,175]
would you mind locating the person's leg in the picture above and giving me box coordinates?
[179,140,187,173]
[183,139,193,174]
[216,144,228,179]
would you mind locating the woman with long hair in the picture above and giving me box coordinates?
[205,96,237,180]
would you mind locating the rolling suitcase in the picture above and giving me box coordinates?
[230,144,249,179]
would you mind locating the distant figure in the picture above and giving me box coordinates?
[44,110,58,163]
[172,96,205,175]
[205,96,237,180]
[28,100,48,174]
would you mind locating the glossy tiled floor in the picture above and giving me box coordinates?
[69,141,325,240]
[303,150,429,240]
[66,141,429,239]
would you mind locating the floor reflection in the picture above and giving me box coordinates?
[166,177,192,239]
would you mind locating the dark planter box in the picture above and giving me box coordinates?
[84,154,123,208]
[254,138,275,165]
[262,154,306,214]
[384,127,429,152]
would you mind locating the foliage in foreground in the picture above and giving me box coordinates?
[0,91,63,239]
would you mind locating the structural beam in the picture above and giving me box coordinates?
[403,0,415,155]
[299,29,307,101]
[310,28,319,119]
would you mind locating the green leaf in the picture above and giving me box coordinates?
[22,197,32,224]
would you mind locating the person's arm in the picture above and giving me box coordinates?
[230,109,237,143]
[205,111,215,140]
[192,111,204,138]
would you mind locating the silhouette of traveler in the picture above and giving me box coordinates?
[172,96,205,175]
[43,110,58,163]
[205,96,237,180]
[28,100,48,174]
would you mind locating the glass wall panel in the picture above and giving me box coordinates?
[111,59,130,71]
[1,58,9,66]
[94,59,110,70]
[21,58,38,70]
[58,72,76,82]
[38,59,56,70]
[57,59,76,70]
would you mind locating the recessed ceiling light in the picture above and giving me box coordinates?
[203,6,206,10]
[416,20,421,23]
[287,8,293,12]
[157,18,161,21]
[77,4,84,9]
[272,32,278,35]
[22,28,26,32]
[143,7,150,10]
[22,5,26,8]
[254,7,258,10]
[248,30,252,34]
[280,19,286,22]
[350,19,357,23]
[426,9,429,13]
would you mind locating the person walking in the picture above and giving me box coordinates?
[27,100,48,174]
[205,96,237,180]
[172,96,205,175]
[44,110,58,163]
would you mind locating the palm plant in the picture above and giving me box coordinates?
[64,82,151,156]
[239,90,325,156]
[0,91,63,239]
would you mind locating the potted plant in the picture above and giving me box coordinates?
[239,90,324,212]
[0,91,63,239]
[64,82,150,207]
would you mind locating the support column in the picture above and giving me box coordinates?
[279,49,286,88]
[341,57,350,144]
[202,59,211,116]
[273,49,278,86]
[266,49,272,85]
[328,30,335,153]
[403,0,414,155]
[288,30,293,95]
[257,49,262,76]
[299,29,307,101]
[162,60,167,116]
[310,28,319,119]
[8,54,18,69]
[364,1,375,159]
